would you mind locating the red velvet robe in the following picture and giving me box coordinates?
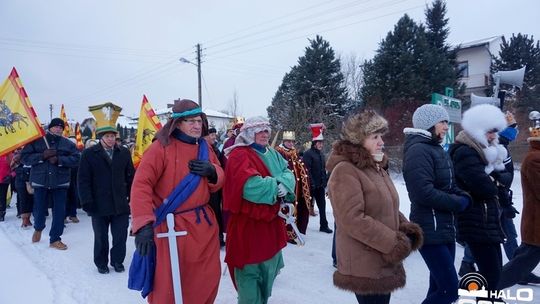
[222,147,287,282]
[130,139,224,304]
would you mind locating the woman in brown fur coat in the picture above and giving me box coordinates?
[327,110,423,304]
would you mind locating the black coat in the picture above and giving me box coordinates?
[449,143,505,244]
[303,147,327,189]
[77,143,135,217]
[21,133,80,189]
[403,130,469,244]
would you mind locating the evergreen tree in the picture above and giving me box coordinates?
[361,15,432,107]
[268,35,348,146]
[425,0,458,95]
[492,33,540,111]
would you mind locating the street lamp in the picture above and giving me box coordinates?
[179,56,202,109]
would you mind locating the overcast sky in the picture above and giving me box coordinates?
[1,0,539,124]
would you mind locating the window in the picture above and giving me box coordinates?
[457,61,469,78]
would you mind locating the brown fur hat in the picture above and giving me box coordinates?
[341,110,388,145]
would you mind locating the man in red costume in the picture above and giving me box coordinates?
[275,131,311,243]
[130,99,224,304]
[223,116,296,304]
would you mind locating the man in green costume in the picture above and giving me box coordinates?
[223,116,296,304]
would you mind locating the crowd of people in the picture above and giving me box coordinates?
[1,98,539,304]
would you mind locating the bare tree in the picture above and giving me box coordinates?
[229,89,239,116]
[340,52,364,110]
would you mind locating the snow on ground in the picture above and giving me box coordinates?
[1,173,539,304]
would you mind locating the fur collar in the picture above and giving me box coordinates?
[328,140,388,170]
[403,127,431,139]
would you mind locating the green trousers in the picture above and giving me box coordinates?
[234,251,284,304]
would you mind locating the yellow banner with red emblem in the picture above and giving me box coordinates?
[133,95,162,168]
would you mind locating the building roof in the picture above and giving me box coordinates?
[154,107,234,119]
[457,35,503,50]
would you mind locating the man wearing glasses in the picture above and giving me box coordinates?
[129,99,224,304]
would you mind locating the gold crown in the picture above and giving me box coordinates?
[282,131,295,141]
[233,116,245,124]
[88,102,122,134]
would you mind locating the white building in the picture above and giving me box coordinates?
[154,107,235,132]
[456,35,503,96]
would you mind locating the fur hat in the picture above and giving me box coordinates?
[48,118,65,130]
[341,110,388,145]
[412,104,449,130]
[461,104,506,147]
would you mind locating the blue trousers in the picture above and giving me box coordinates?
[33,187,67,243]
[498,243,540,289]
[419,243,459,304]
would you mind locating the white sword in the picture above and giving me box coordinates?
[156,213,188,304]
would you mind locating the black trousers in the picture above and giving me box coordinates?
[91,214,129,268]
[312,186,328,229]
[15,180,33,214]
[467,242,502,292]
[355,293,390,304]
[208,191,224,241]
[498,243,540,289]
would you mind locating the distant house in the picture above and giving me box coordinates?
[154,107,235,132]
[456,35,503,96]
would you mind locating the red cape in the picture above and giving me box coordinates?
[223,147,287,273]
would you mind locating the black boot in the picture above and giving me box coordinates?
[458,261,476,277]
[0,211,5,222]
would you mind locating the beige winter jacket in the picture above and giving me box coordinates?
[327,140,422,295]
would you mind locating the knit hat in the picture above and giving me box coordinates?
[412,104,450,130]
[48,118,65,130]
[341,110,388,145]
[154,99,208,146]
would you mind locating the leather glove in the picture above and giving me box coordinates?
[42,149,57,160]
[48,156,58,165]
[503,205,519,219]
[135,224,155,256]
[277,183,288,197]
[189,160,217,182]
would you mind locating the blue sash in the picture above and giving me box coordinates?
[128,139,209,298]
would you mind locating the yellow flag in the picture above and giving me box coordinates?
[75,122,84,150]
[59,104,72,137]
[0,68,45,156]
[133,95,162,168]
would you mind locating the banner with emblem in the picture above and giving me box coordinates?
[74,122,84,150]
[60,104,73,137]
[133,95,162,168]
[0,67,45,156]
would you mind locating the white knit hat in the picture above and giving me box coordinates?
[412,104,450,130]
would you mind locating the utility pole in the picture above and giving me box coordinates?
[196,43,202,109]
[49,104,53,121]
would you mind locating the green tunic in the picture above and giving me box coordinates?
[235,146,295,304]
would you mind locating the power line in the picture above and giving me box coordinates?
[206,2,424,62]
[204,0,410,59]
